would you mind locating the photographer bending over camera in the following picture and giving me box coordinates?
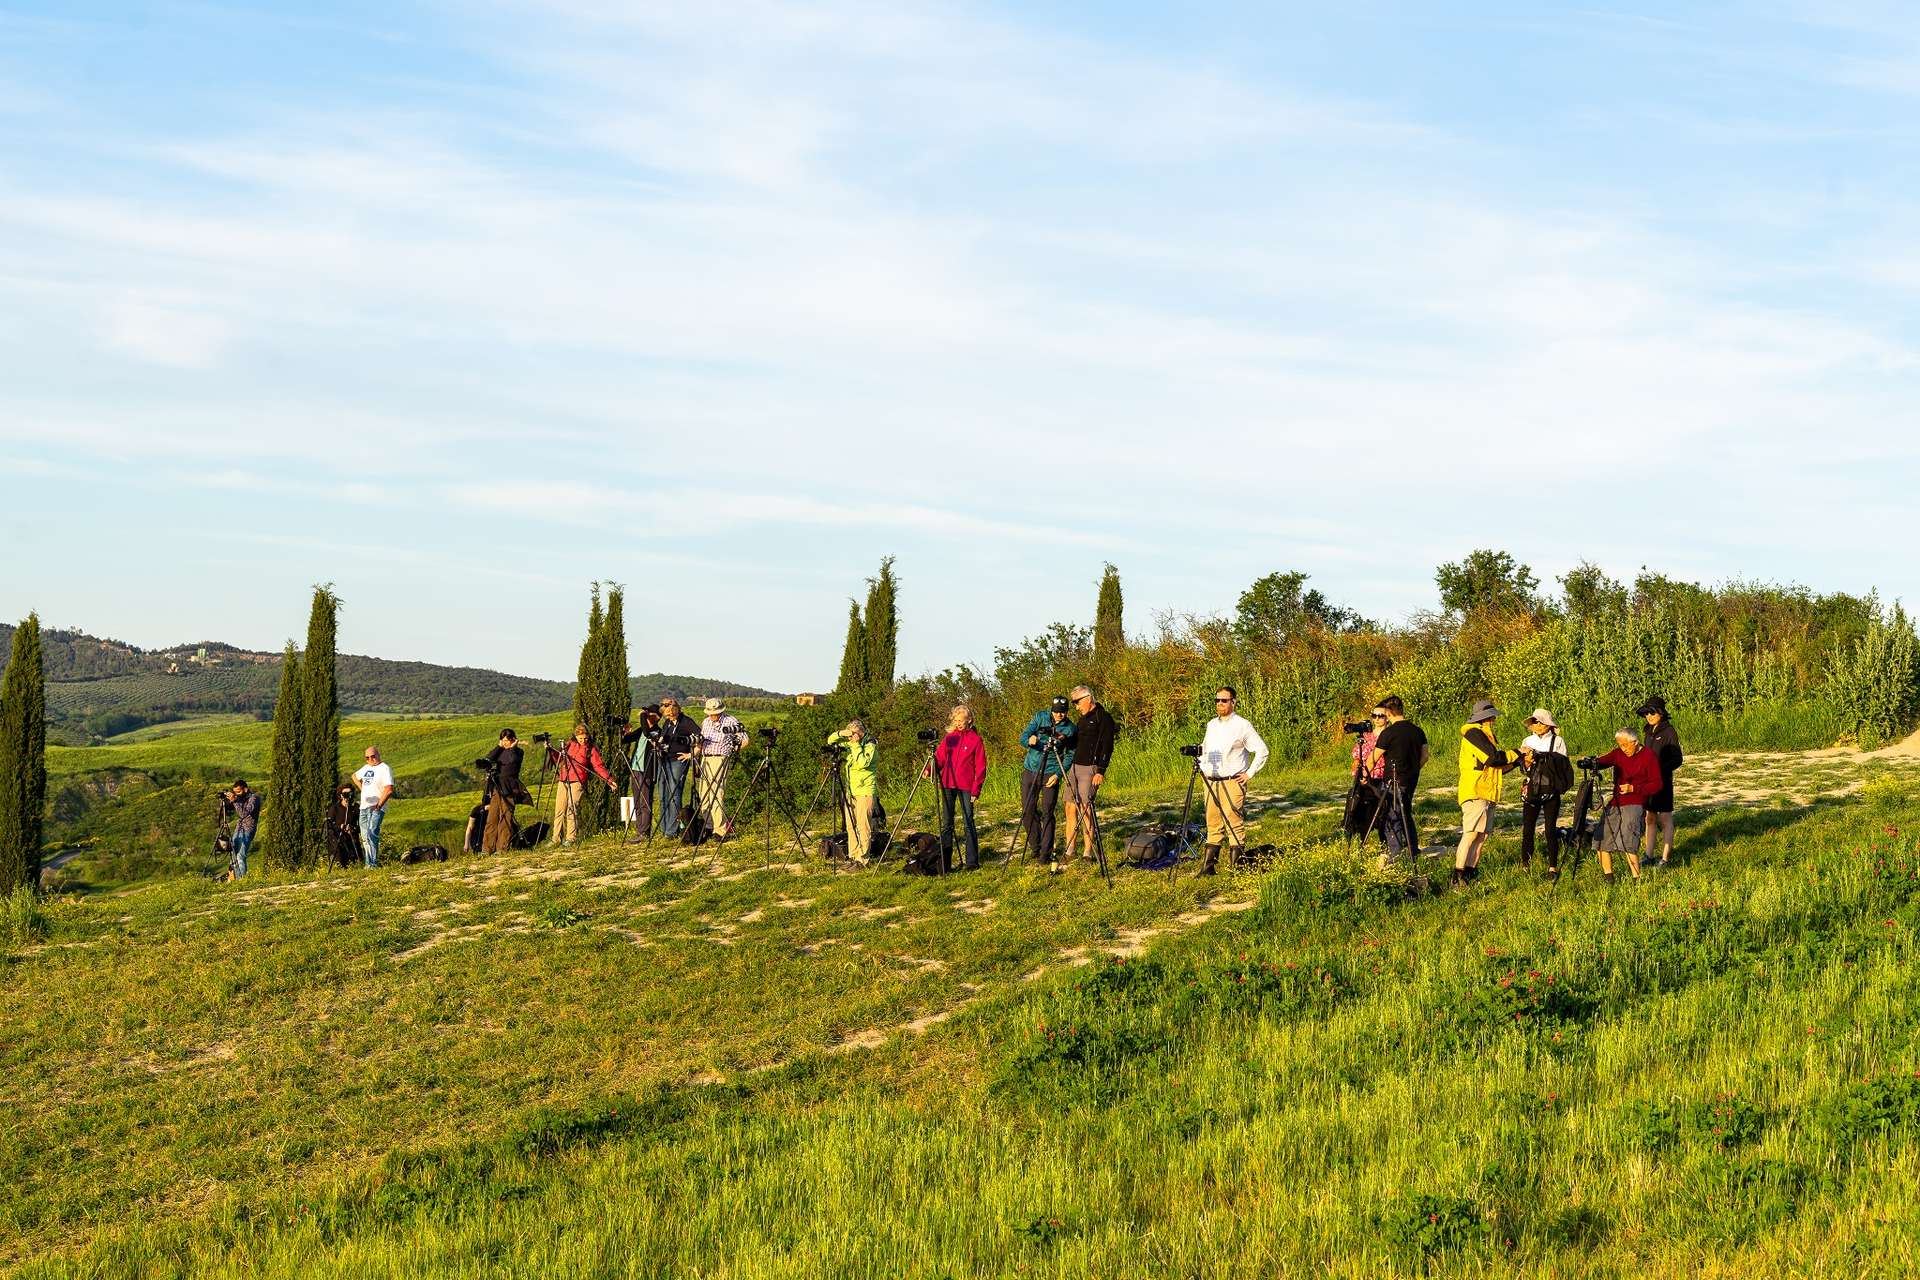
[220,780,261,878]
[1065,685,1117,863]
[826,720,879,864]
[1454,701,1520,887]
[927,705,987,871]
[652,698,699,838]
[1638,696,1684,868]
[696,698,749,840]
[1019,695,1076,871]
[1582,729,1663,884]
[1197,687,1269,875]
[544,723,616,846]
[621,706,662,837]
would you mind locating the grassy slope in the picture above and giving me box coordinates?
[10,752,1920,1276]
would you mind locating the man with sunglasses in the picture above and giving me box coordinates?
[650,697,700,838]
[1367,696,1428,852]
[352,746,395,868]
[1196,687,1269,875]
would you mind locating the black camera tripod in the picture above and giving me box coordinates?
[1000,732,1075,869]
[731,730,810,869]
[795,742,859,865]
[876,736,943,871]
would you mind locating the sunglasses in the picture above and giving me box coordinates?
[1215,697,1234,703]
[1371,713,1387,720]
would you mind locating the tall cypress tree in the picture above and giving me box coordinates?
[263,643,305,870]
[0,613,47,895]
[575,585,630,838]
[863,556,898,692]
[835,600,867,694]
[1094,563,1125,667]
[298,587,340,867]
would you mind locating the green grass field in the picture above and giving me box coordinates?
[12,723,1920,1276]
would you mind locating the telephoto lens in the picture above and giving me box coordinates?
[1179,744,1202,757]
[1343,721,1372,734]
[918,728,941,744]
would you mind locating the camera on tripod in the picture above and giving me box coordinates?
[531,731,553,744]
[1576,756,1605,772]
[760,726,779,741]
[1342,720,1372,735]
[917,728,941,744]
[1179,744,1202,758]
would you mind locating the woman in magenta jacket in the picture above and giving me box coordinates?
[928,704,987,871]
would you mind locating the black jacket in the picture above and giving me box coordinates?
[484,744,530,803]
[653,714,701,759]
[1074,703,1118,770]
[1643,720,1683,797]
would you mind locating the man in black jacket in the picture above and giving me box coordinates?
[1064,684,1117,862]
[651,697,701,838]
[1638,696,1684,868]
[621,705,662,839]
[468,729,531,853]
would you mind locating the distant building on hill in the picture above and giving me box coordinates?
[794,692,820,706]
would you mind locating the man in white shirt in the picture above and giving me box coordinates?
[1197,686,1269,875]
[1517,709,1570,875]
[352,746,395,868]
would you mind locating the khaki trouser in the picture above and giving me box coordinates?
[1204,776,1248,848]
[553,781,583,843]
[847,794,875,861]
[697,756,728,832]
[482,792,516,853]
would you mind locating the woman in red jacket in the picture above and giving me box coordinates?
[1585,728,1664,884]
[928,704,988,872]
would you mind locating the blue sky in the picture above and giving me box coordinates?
[3,2,1918,690]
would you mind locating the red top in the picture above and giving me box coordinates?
[550,740,614,786]
[934,728,988,796]
[1594,745,1662,807]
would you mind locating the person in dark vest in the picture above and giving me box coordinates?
[1637,696,1684,868]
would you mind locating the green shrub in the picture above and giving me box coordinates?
[4,885,47,948]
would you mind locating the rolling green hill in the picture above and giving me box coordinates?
[0,622,784,743]
[9,742,1920,1275]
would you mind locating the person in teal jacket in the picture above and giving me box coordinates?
[1018,696,1076,870]
[827,720,879,863]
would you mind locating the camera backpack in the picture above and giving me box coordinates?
[1124,827,1175,869]
[899,832,945,875]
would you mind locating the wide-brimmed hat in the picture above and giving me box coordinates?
[1466,699,1498,723]
[1527,707,1557,728]
[704,697,725,714]
[1634,695,1668,717]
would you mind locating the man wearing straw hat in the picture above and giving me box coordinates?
[695,697,749,840]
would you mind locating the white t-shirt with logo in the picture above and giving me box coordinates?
[354,761,395,807]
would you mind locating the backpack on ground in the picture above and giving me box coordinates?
[899,832,944,875]
[401,845,448,865]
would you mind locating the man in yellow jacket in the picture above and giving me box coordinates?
[1456,699,1520,888]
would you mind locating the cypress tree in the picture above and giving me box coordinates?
[863,556,898,692]
[298,587,340,867]
[263,644,305,870]
[0,613,47,895]
[1094,563,1125,666]
[576,585,630,838]
[836,599,868,694]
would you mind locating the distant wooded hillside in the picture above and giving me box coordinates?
[0,624,783,742]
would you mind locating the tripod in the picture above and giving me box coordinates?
[1191,768,1249,877]
[1162,752,1207,873]
[1067,761,1114,888]
[796,746,860,865]
[731,735,810,869]
[877,739,942,871]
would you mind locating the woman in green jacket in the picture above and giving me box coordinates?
[827,721,879,863]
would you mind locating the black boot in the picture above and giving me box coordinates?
[1451,866,1468,888]
[1198,844,1220,876]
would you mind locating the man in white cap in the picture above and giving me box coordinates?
[693,697,748,839]
[1517,709,1572,876]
